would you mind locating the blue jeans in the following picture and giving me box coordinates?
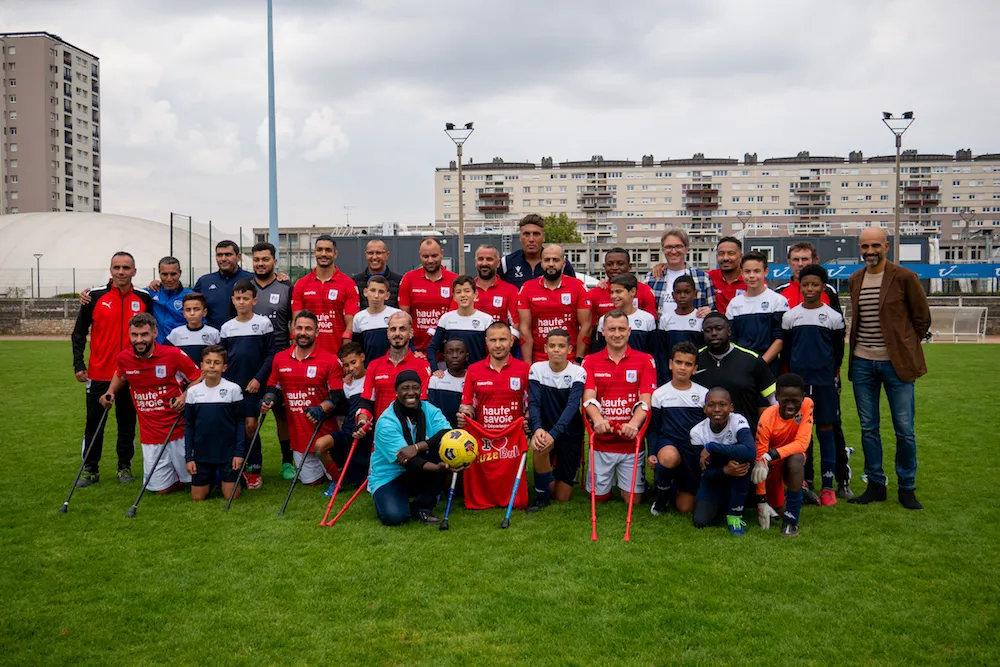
[851,358,917,490]
[372,470,443,526]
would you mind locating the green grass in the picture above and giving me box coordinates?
[1,342,999,666]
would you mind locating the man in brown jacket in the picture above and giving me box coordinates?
[847,227,931,510]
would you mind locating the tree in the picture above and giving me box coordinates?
[543,213,582,245]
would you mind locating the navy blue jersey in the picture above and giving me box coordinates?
[351,306,401,366]
[427,371,466,428]
[427,310,493,368]
[655,310,705,384]
[499,249,576,290]
[649,381,709,456]
[726,288,788,357]
[184,379,246,463]
[527,361,586,441]
[166,323,221,364]
[592,309,656,355]
[220,314,275,388]
[193,268,254,330]
[781,304,846,387]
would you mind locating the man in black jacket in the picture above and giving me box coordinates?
[353,239,403,309]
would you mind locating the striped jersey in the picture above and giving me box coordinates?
[690,413,755,463]
[781,304,846,386]
[428,371,466,428]
[725,288,789,357]
[166,323,221,364]
[183,379,245,463]
[220,314,275,388]
[854,270,888,358]
[427,309,494,367]
[527,361,586,441]
[649,381,709,455]
[351,306,402,366]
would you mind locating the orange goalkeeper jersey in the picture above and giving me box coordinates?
[754,398,814,495]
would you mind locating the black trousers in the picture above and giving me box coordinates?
[83,380,136,472]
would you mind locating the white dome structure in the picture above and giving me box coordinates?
[0,212,250,297]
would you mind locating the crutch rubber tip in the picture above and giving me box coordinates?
[58,505,68,514]
[500,519,510,529]
[125,507,137,518]
[439,521,449,531]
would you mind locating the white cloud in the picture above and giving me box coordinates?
[255,112,296,158]
[298,107,349,161]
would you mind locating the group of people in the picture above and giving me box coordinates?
[70,214,932,534]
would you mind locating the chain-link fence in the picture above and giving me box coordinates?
[0,266,219,299]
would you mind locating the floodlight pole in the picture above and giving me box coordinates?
[445,123,474,274]
[267,0,280,247]
[882,112,914,263]
[33,253,42,298]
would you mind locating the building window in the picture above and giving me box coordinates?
[6,47,13,55]
[8,111,16,120]
[9,143,16,152]
[8,127,15,135]
[7,95,14,103]
[10,191,18,200]
[443,188,451,194]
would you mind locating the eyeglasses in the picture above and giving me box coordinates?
[662,244,686,251]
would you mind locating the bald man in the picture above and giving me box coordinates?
[398,238,459,354]
[352,239,403,309]
[847,227,930,510]
[518,244,592,363]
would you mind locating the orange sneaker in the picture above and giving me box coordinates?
[820,489,837,506]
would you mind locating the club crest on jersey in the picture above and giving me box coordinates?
[219,388,227,398]
[564,374,573,385]
[633,319,643,328]
[472,319,481,328]
[328,289,338,301]
[306,366,317,378]
[269,293,280,305]
[173,299,183,311]
[510,377,521,391]
[794,414,802,424]
[691,394,700,403]
[201,333,211,343]
[688,318,697,327]
[131,301,141,312]
[440,287,451,298]
[493,295,503,308]
[561,293,572,305]
[514,266,524,278]
[383,315,390,324]
[251,323,260,332]
[818,313,828,323]
[626,370,637,383]
[209,284,217,290]
[761,301,769,311]
[155,365,167,378]
[736,289,745,297]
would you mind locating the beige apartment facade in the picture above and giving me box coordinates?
[1,32,101,216]
[433,151,1000,253]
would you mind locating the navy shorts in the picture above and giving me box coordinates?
[674,443,704,496]
[805,384,840,425]
[242,391,262,418]
[552,431,584,486]
[191,460,239,487]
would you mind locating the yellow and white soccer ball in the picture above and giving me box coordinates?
[439,429,478,468]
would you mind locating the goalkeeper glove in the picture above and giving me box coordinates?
[757,502,779,530]
[751,459,769,485]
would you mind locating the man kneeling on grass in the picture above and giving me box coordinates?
[368,370,456,526]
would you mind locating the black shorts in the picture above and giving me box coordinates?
[805,384,840,425]
[551,431,584,486]
[674,443,704,497]
[191,461,239,487]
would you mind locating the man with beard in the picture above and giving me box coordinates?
[469,245,520,334]
[260,311,346,487]
[587,247,657,322]
[518,244,592,363]
[706,236,746,314]
[99,313,200,494]
[398,238,459,353]
[291,235,360,357]
[499,214,577,290]
[357,312,432,429]
[353,239,403,309]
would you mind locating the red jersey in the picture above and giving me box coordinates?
[517,276,591,362]
[450,277,520,330]
[588,281,657,321]
[267,347,344,452]
[707,269,747,315]
[116,344,200,444]
[582,346,657,454]
[461,356,529,431]
[291,268,360,356]
[464,418,528,510]
[362,350,432,422]
[398,268,459,351]
[72,283,155,382]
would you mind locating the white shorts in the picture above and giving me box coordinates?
[586,450,646,496]
[293,451,331,485]
[141,438,190,492]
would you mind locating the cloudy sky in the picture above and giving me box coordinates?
[3,0,998,234]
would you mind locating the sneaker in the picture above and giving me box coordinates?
[726,515,747,536]
[525,497,550,514]
[898,489,923,510]
[323,480,338,497]
[281,462,295,480]
[650,497,670,516]
[75,470,99,488]
[849,482,887,505]
[243,472,262,490]
[837,481,855,500]
[820,489,837,507]
[117,468,135,484]
[414,509,440,525]
[803,484,821,506]
[781,519,799,537]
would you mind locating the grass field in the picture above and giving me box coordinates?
[1,341,999,666]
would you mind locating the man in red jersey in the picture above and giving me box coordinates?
[706,236,747,314]
[518,244,592,363]
[588,247,657,322]
[582,309,657,502]
[458,321,530,510]
[469,244,520,333]
[72,251,155,487]
[357,311,432,428]
[260,311,347,486]
[398,238,458,353]
[291,235,360,356]
[100,313,200,494]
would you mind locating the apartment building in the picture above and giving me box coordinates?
[433,151,1000,253]
[1,32,101,215]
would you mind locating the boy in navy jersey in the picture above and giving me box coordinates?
[656,276,704,384]
[593,274,656,355]
[527,329,587,511]
[781,264,846,507]
[428,339,468,428]
[221,280,275,489]
[428,275,492,368]
[725,252,788,376]
[167,293,220,364]
[648,341,709,516]
[323,341,371,494]
[352,276,402,366]
[184,345,245,501]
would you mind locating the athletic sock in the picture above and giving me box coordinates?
[324,461,341,479]
[280,439,293,465]
[817,428,836,490]
[785,488,804,524]
[533,471,554,501]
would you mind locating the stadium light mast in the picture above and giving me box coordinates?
[267,0,279,248]
[882,111,915,262]
[33,253,42,298]
[445,122,474,275]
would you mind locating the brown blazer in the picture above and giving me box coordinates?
[848,261,931,383]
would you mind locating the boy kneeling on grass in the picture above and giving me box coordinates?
[184,345,246,502]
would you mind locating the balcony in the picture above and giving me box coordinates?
[791,222,830,236]
[904,198,939,207]
[686,187,719,196]
[91,83,99,94]
[63,118,73,129]
[794,200,825,208]
[581,188,613,197]
[684,201,719,209]
[477,192,509,200]
[93,201,101,213]
[63,71,72,82]
[63,83,72,96]
[64,100,72,113]
[92,127,99,138]
[581,201,614,210]
[92,96,99,109]
[64,133,73,146]
[93,172,100,184]
[64,147,73,160]
[63,54,72,66]
[92,155,99,167]
[92,139,100,153]
[904,185,939,193]
[477,204,509,213]
[794,186,827,194]
[93,187,100,198]
[686,226,722,237]
[92,110,99,122]
[65,181,74,193]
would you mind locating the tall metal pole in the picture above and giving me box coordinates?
[893,134,902,262]
[34,254,42,298]
[209,220,213,271]
[457,144,465,274]
[189,216,193,280]
[169,212,174,256]
[267,0,279,247]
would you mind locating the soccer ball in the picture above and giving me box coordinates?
[439,429,478,468]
